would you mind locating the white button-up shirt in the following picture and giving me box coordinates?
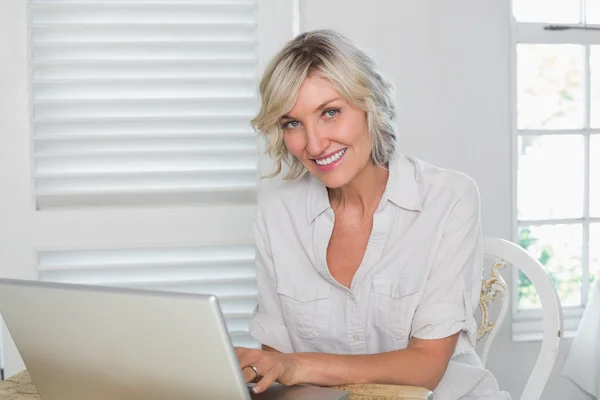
[249,152,511,400]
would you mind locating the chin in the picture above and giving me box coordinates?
[309,169,354,189]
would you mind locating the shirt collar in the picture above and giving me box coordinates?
[306,173,331,224]
[383,151,423,212]
[306,151,423,224]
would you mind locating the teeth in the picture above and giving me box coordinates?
[316,149,346,166]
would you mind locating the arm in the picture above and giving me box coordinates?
[240,335,457,392]
[240,204,294,384]
[291,334,458,390]
[247,204,294,353]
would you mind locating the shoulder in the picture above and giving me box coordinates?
[408,154,480,209]
[258,173,312,209]
[255,173,313,223]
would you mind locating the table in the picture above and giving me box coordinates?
[0,370,433,400]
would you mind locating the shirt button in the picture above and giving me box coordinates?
[353,334,360,341]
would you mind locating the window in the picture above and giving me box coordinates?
[28,0,259,209]
[512,0,600,338]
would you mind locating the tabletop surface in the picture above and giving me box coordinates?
[0,370,433,400]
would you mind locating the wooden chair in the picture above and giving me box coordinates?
[478,237,563,400]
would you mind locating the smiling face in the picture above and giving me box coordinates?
[280,75,373,189]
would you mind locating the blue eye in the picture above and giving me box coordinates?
[282,120,300,129]
[323,109,339,118]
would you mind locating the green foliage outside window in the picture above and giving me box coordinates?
[518,227,593,307]
[518,228,550,307]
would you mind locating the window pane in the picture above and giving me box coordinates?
[591,224,600,288]
[518,135,584,220]
[518,225,583,308]
[587,0,600,24]
[513,0,581,23]
[592,135,600,217]
[592,47,600,128]
[517,44,585,130]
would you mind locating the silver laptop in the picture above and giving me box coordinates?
[0,278,348,400]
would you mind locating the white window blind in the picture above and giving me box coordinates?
[28,0,259,209]
[37,245,259,348]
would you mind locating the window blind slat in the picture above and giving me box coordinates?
[231,335,259,349]
[34,98,256,119]
[39,258,254,271]
[41,264,256,285]
[35,171,256,196]
[32,42,255,62]
[31,0,253,4]
[35,118,254,136]
[34,135,256,154]
[227,316,255,332]
[29,0,258,208]
[32,23,255,43]
[32,60,255,80]
[35,189,256,208]
[38,245,255,267]
[34,132,254,140]
[36,153,256,174]
[34,80,255,100]
[34,148,256,159]
[30,3,255,25]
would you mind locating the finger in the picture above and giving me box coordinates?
[252,367,280,394]
[242,366,259,383]
[237,349,261,370]
[235,347,249,358]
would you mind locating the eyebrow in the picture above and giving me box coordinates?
[280,98,341,120]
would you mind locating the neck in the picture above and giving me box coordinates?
[328,161,389,216]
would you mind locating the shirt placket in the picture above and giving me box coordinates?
[347,207,391,354]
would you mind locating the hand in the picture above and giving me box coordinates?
[235,347,306,394]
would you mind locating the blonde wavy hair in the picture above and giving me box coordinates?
[251,29,397,180]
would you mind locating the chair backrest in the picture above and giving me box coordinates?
[478,237,563,400]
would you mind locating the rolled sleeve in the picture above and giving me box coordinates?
[411,179,482,344]
[248,205,294,353]
[249,310,294,353]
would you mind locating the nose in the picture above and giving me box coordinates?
[305,124,330,158]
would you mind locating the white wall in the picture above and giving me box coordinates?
[299,1,589,399]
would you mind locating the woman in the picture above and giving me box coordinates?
[237,29,510,400]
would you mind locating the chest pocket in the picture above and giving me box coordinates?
[372,275,421,342]
[277,281,332,340]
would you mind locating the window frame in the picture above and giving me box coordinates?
[511,0,600,340]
